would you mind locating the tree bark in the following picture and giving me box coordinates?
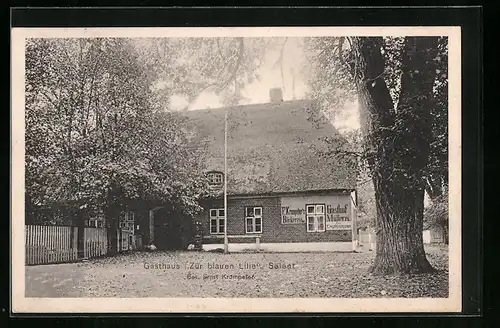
[440,220,449,245]
[371,177,434,274]
[106,214,118,255]
[351,37,439,274]
[77,210,86,259]
[105,186,120,255]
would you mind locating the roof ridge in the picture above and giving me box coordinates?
[184,99,312,113]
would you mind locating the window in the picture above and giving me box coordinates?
[126,212,135,222]
[88,219,105,228]
[245,206,262,234]
[207,172,224,186]
[119,211,135,234]
[306,204,325,232]
[88,219,99,228]
[209,208,225,234]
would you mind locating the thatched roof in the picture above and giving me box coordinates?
[182,99,357,196]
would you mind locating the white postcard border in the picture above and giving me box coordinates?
[11,26,462,313]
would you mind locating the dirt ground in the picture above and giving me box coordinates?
[25,245,449,298]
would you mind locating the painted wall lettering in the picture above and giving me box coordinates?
[281,206,306,224]
[280,195,352,228]
[326,204,351,230]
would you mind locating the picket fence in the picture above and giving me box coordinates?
[25,225,134,265]
[84,227,108,259]
[25,225,78,265]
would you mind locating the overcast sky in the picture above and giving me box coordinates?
[169,38,361,133]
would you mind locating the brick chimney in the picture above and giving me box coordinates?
[269,88,283,104]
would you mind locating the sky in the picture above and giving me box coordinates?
[169,37,361,133]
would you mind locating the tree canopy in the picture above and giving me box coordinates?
[304,36,448,198]
[25,38,214,226]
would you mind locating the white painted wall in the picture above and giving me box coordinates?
[422,230,431,244]
[202,242,354,253]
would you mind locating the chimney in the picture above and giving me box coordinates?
[269,88,283,104]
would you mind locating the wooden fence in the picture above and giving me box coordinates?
[84,227,108,259]
[25,225,78,265]
[358,231,375,244]
[25,225,138,265]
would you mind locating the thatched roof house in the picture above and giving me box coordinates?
[182,98,357,196]
[175,89,359,249]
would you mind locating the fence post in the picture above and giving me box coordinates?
[256,236,260,251]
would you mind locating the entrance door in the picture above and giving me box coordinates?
[153,208,189,250]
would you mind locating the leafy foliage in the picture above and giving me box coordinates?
[426,37,448,199]
[424,188,449,243]
[305,36,448,197]
[135,37,281,108]
[302,37,357,121]
[25,38,213,226]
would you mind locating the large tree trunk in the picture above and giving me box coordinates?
[440,220,449,245]
[351,37,439,274]
[76,210,86,259]
[106,212,119,255]
[105,186,120,255]
[371,177,434,274]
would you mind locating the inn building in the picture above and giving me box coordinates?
[182,88,359,251]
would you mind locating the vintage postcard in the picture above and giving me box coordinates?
[11,26,461,313]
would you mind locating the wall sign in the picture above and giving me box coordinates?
[280,196,353,229]
[281,206,306,224]
[326,204,351,230]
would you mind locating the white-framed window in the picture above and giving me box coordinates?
[245,206,263,234]
[126,211,135,222]
[119,211,135,234]
[88,219,105,228]
[207,172,224,186]
[306,204,325,232]
[209,208,225,234]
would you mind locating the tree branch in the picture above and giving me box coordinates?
[179,38,245,110]
[272,37,288,89]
